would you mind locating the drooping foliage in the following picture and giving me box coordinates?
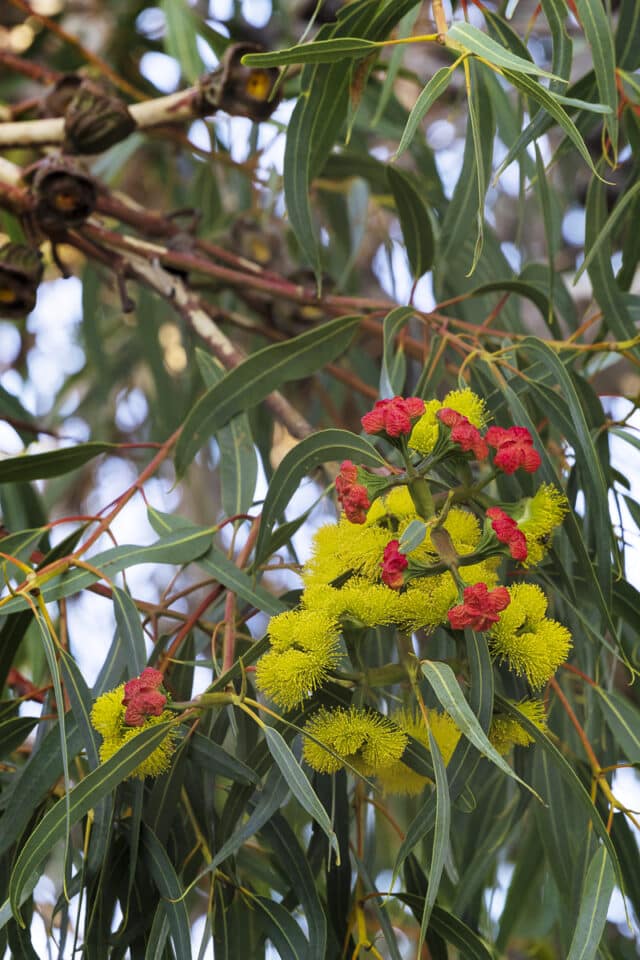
[0,0,639,956]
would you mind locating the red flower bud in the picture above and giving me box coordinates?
[361,396,425,438]
[447,583,510,632]
[335,460,371,523]
[437,408,488,459]
[123,667,167,727]
[486,426,541,474]
[486,507,528,561]
[381,540,408,589]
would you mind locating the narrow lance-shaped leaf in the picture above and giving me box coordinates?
[418,733,450,949]
[380,306,414,398]
[8,721,176,926]
[566,845,615,960]
[387,167,434,279]
[264,726,339,861]
[196,348,258,518]
[141,826,192,958]
[174,314,361,476]
[447,22,562,79]
[573,0,618,159]
[242,37,378,66]
[421,659,540,798]
[499,70,607,181]
[253,428,387,567]
[0,527,216,615]
[394,64,458,159]
[0,442,119,483]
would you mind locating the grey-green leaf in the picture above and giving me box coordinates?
[174,314,360,476]
[566,845,615,960]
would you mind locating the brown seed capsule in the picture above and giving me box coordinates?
[41,74,83,118]
[198,44,280,122]
[0,242,44,318]
[64,78,136,154]
[30,157,97,230]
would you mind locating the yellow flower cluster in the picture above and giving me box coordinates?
[488,584,571,688]
[489,699,547,754]
[302,707,408,776]
[90,686,177,779]
[376,709,461,796]
[517,484,568,566]
[302,518,392,587]
[254,387,572,768]
[255,609,342,710]
[409,388,488,456]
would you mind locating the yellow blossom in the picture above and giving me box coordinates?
[518,484,568,567]
[302,707,407,776]
[377,709,462,795]
[488,584,571,689]
[255,609,342,709]
[268,608,339,651]
[302,518,391,588]
[90,686,177,779]
[408,389,488,456]
[395,575,458,632]
[366,485,417,525]
[489,699,547,754]
[303,581,404,628]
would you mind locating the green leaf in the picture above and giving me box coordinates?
[284,62,350,277]
[207,766,290,874]
[500,70,605,181]
[447,22,562,79]
[496,696,623,891]
[0,717,37,757]
[242,37,378,66]
[8,721,176,925]
[573,0,618,158]
[616,0,640,70]
[111,586,146,677]
[0,442,118,483]
[394,65,457,159]
[387,166,434,279]
[567,845,615,960]
[197,545,286,616]
[418,734,450,949]
[576,179,640,283]
[398,893,494,960]
[540,0,573,90]
[380,306,414,397]
[263,726,339,860]
[0,386,37,445]
[175,315,360,477]
[437,59,494,279]
[398,519,426,554]
[421,660,540,798]
[584,174,639,347]
[466,278,559,333]
[0,715,83,857]
[141,826,192,958]
[196,349,258,518]
[592,686,640,762]
[261,814,327,960]
[0,527,215,614]
[517,337,613,602]
[161,0,205,84]
[372,4,420,126]
[189,731,259,783]
[465,59,490,274]
[252,896,310,960]
[253,428,387,567]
